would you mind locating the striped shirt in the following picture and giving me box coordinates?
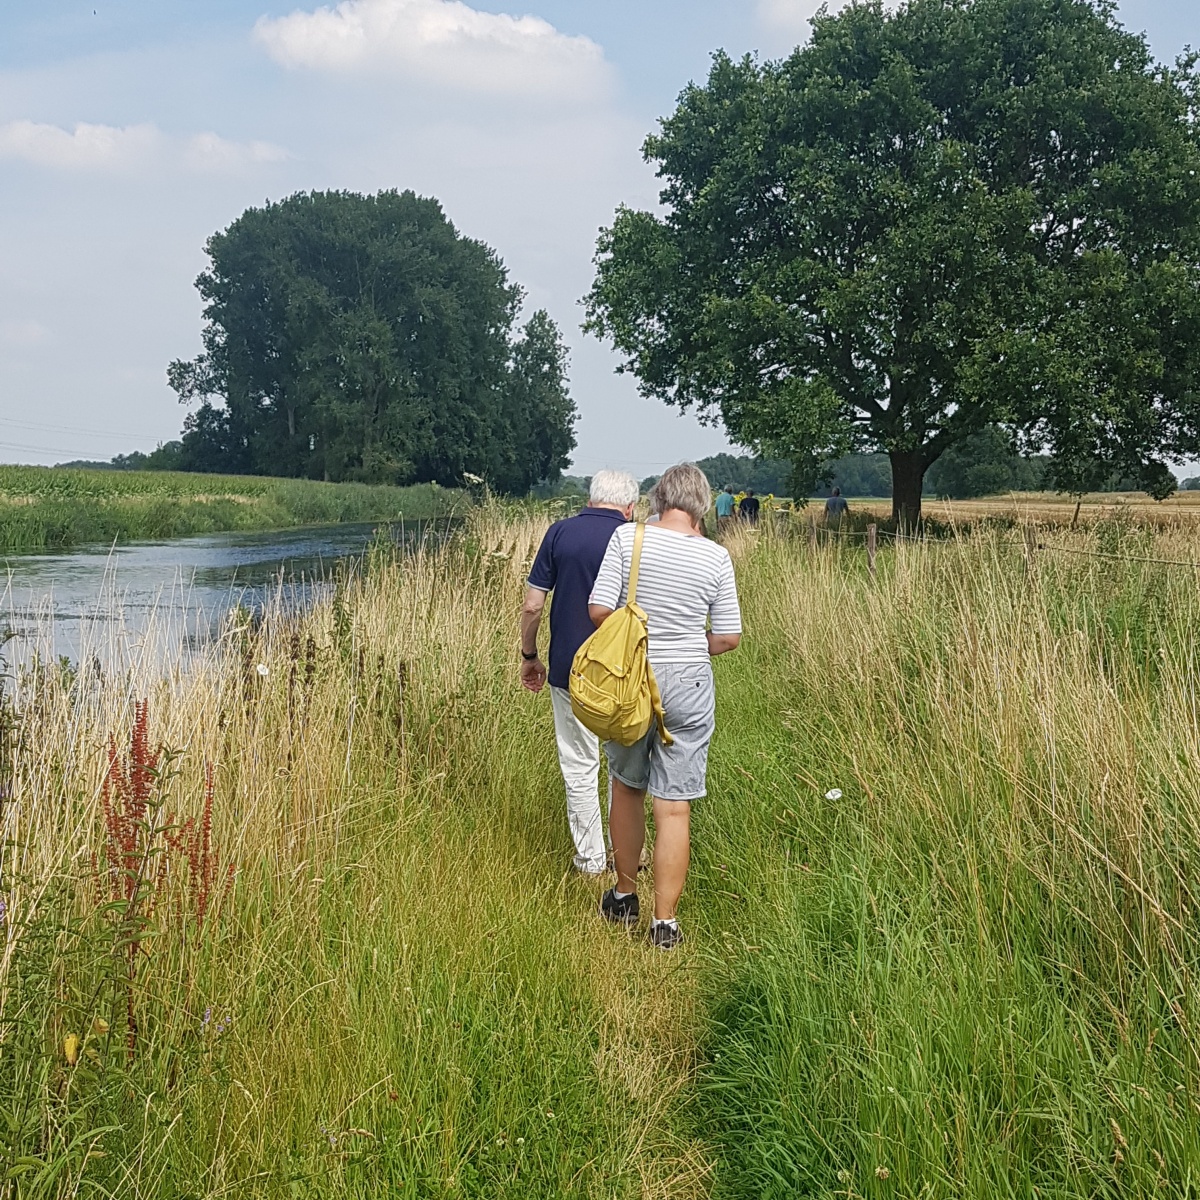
[590,523,742,666]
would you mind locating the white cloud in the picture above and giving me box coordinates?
[0,120,160,170]
[254,0,610,99]
[0,320,51,348]
[0,120,288,173]
[182,132,289,171]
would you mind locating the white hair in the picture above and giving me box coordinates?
[589,469,639,508]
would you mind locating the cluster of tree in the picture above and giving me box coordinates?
[57,444,185,472]
[923,429,1050,499]
[585,0,1200,523]
[530,474,591,499]
[640,454,795,496]
[818,455,893,499]
[169,190,576,493]
[634,433,1163,502]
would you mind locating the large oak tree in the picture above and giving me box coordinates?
[170,190,576,492]
[585,0,1200,523]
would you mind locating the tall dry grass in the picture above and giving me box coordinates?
[0,505,708,1199]
[699,520,1200,1196]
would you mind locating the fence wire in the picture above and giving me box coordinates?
[767,512,1200,569]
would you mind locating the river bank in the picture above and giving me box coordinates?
[0,465,460,554]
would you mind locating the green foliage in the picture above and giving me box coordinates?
[924,427,1050,498]
[642,454,795,495]
[169,190,576,493]
[0,466,457,554]
[57,443,184,473]
[585,0,1200,523]
[817,453,893,498]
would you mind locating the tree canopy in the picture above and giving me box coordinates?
[170,190,575,492]
[585,0,1200,524]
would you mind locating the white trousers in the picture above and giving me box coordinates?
[549,686,607,873]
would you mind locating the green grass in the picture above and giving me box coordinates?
[0,466,459,554]
[3,510,1200,1197]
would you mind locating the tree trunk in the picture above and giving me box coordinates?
[889,450,925,529]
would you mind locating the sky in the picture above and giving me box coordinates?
[0,0,1196,478]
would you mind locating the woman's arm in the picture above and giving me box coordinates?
[707,631,741,656]
[707,554,742,656]
[589,604,615,629]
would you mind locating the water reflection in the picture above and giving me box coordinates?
[0,520,442,668]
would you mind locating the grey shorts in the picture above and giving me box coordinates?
[605,661,716,802]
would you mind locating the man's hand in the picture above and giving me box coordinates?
[520,656,548,692]
[520,586,548,693]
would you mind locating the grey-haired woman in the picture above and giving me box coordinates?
[587,462,742,949]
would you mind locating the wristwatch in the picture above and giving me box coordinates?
[521,648,539,661]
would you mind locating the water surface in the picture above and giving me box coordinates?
[1,521,432,668]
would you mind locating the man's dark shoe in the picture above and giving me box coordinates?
[650,921,683,951]
[600,888,640,927]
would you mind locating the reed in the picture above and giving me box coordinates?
[0,467,458,554]
[2,506,1199,1196]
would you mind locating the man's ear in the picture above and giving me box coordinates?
[623,504,636,519]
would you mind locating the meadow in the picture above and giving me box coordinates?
[0,466,458,555]
[3,503,1200,1197]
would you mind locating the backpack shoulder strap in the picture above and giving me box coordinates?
[627,522,646,607]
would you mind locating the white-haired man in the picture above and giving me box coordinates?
[520,469,639,874]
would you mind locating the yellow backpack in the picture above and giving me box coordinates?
[569,523,673,747]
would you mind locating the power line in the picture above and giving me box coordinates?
[0,415,154,444]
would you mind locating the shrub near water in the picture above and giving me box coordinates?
[0,466,456,554]
[4,509,1200,1197]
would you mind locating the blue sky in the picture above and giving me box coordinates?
[0,0,1196,475]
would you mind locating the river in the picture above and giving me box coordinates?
[0,521,436,670]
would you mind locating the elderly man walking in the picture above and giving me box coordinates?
[519,470,639,874]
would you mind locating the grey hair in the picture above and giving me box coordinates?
[589,469,639,508]
[650,463,712,523]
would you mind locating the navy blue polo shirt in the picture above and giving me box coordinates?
[528,506,628,690]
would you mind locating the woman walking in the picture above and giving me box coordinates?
[587,463,742,949]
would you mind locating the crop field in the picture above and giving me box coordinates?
[849,489,1200,530]
[0,466,458,554]
[3,505,1200,1197]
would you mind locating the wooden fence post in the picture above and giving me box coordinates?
[809,511,818,550]
[1024,524,1038,575]
[867,524,877,578]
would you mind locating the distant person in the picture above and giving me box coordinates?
[825,487,849,527]
[589,463,742,950]
[520,469,639,875]
[738,489,760,525]
[715,484,736,533]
